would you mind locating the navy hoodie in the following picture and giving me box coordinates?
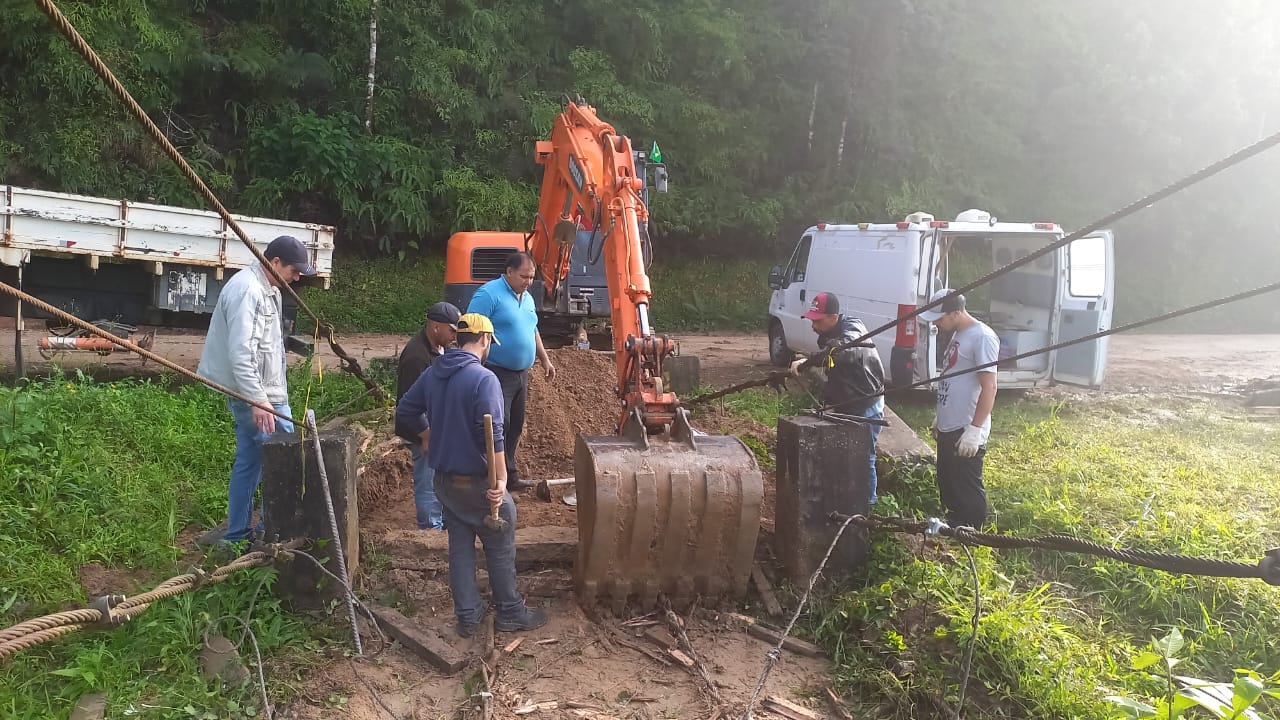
[395,348,505,477]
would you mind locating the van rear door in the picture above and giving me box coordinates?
[1051,231,1114,387]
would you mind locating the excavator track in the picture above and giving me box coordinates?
[574,414,763,613]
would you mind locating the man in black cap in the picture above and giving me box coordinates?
[395,301,460,529]
[918,288,999,527]
[197,235,317,549]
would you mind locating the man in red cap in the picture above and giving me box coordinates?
[789,291,887,503]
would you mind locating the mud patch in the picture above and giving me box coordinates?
[358,444,414,519]
[78,563,150,599]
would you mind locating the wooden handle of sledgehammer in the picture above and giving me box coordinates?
[483,413,501,521]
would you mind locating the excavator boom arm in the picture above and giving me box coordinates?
[529,102,677,429]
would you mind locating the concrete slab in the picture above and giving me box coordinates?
[876,404,934,463]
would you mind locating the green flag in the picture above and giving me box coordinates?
[650,141,663,164]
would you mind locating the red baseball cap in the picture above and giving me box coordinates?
[802,292,840,320]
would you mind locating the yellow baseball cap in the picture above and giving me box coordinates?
[457,313,500,344]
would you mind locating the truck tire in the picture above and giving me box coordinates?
[768,321,790,367]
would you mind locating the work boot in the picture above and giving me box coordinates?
[506,477,534,492]
[194,523,229,548]
[495,607,548,633]
[456,602,489,639]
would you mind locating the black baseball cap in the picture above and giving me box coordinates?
[264,235,317,276]
[426,301,461,329]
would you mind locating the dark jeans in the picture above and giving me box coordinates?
[934,428,988,528]
[434,473,525,624]
[488,365,529,481]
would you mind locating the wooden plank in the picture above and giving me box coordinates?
[666,648,696,668]
[762,695,820,720]
[368,604,469,674]
[643,627,679,651]
[751,564,784,617]
[745,623,825,658]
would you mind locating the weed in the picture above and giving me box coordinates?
[710,385,1280,719]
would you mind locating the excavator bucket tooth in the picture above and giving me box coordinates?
[574,431,762,611]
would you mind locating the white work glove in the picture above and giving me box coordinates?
[788,358,806,377]
[956,425,985,457]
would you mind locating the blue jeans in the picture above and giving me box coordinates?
[226,399,295,542]
[858,399,885,504]
[434,474,524,625]
[409,444,444,529]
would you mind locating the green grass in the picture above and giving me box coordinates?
[702,389,1280,718]
[0,366,381,718]
[299,254,774,334]
[696,386,1280,717]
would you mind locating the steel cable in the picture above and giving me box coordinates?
[32,0,387,405]
[805,273,1280,413]
[820,124,1280,357]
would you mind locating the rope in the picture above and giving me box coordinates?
[0,280,298,424]
[821,123,1280,357]
[0,543,302,663]
[304,409,363,655]
[740,513,858,720]
[32,0,388,406]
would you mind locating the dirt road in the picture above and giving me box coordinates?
[3,326,1277,392]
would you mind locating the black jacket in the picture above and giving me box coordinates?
[813,315,886,414]
[395,329,445,440]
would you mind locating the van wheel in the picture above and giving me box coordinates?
[768,322,790,367]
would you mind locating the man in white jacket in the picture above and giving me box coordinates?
[197,236,315,546]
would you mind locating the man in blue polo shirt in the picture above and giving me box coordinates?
[467,252,556,492]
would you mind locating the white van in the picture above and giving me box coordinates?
[767,209,1115,390]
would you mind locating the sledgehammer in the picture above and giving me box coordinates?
[483,414,506,530]
[535,477,576,503]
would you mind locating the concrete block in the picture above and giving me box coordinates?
[774,415,870,584]
[261,429,359,609]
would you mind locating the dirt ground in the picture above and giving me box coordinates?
[6,324,1280,393]
[282,345,803,720]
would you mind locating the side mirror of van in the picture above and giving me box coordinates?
[767,265,785,290]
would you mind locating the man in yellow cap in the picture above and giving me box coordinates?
[395,313,547,637]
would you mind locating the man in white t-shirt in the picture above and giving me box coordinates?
[919,289,999,527]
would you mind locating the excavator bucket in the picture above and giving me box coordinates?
[574,413,763,613]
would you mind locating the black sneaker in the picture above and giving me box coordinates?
[495,607,548,632]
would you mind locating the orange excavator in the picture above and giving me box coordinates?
[443,98,762,611]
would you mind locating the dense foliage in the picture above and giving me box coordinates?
[3,1,1280,328]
